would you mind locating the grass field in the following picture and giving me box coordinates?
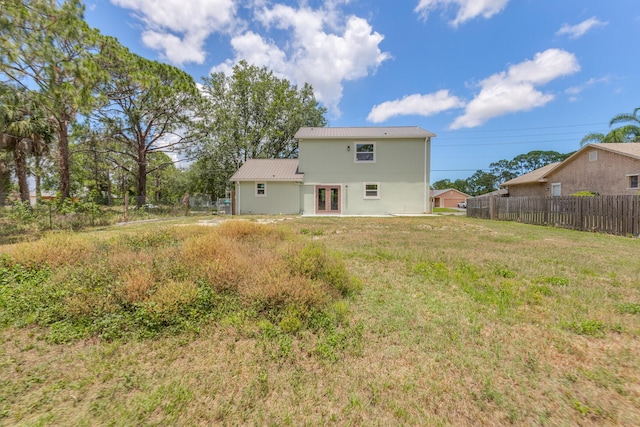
[1,216,639,425]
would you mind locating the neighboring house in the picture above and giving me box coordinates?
[499,162,561,197]
[230,126,436,215]
[431,188,469,208]
[501,143,640,197]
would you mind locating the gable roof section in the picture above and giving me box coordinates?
[230,159,303,182]
[295,126,436,139]
[431,188,470,198]
[586,143,640,160]
[531,143,640,180]
[501,162,561,187]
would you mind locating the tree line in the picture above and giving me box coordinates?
[432,150,572,196]
[0,0,326,208]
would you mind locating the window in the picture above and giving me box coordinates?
[629,175,639,189]
[355,142,375,162]
[589,151,598,161]
[551,182,561,197]
[255,182,266,197]
[363,182,380,199]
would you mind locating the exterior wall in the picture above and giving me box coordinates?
[235,181,301,214]
[506,182,549,198]
[546,148,640,196]
[434,190,467,208]
[298,137,429,214]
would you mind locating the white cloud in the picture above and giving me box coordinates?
[212,32,289,75]
[565,76,610,101]
[367,90,465,123]
[214,4,389,114]
[450,49,580,129]
[415,0,510,26]
[111,0,237,65]
[556,17,608,39]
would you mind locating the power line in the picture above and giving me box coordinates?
[433,138,582,147]
[435,122,609,134]
[436,130,589,141]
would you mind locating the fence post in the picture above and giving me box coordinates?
[183,193,190,216]
[124,193,129,222]
[489,196,497,220]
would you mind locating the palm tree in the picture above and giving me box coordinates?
[0,86,53,204]
[581,107,640,145]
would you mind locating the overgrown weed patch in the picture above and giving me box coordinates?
[0,221,359,342]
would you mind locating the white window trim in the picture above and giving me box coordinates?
[363,182,380,199]
[627,174,639,189]
[589,150,598,161]
[551,182,561,197]
[255,182,267,197]
[354,141,376,163]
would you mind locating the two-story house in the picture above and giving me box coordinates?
[230,126,436,215]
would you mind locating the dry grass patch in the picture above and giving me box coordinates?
[0,220,359,342]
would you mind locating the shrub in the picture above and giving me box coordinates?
[287,242,361,296]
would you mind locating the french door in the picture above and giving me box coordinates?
[315,186,341,214]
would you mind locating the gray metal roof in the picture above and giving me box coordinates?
[230,159,303,182]
[295,126,436,139]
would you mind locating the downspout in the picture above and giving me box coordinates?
[424,137,431,213]
[236,181,240,215]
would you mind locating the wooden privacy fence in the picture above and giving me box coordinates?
[467,195,640,237]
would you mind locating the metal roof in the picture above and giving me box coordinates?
[230,159,303,182]
[295,126,436,139]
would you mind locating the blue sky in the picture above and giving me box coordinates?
[84,0,640,182]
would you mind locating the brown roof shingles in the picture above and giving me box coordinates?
[501,162,561,186]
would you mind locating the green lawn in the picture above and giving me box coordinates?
[1,216,639,425]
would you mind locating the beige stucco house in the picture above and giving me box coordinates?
[501,143,640,197]
[230,126,436,215]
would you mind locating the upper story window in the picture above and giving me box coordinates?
[628,174,639,189]
[255,182,266,197]
[589,151,598,161]
[355,142,375,162]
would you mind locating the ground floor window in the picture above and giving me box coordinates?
[551,182,561,197]
[628,174,639,189]
[363,182,380,199]
[255,182,266,197]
